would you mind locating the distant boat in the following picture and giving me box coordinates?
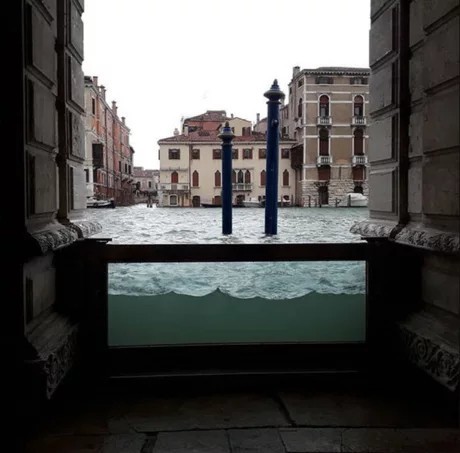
[242,198,262,208]
[337,193,368,207]
[259,196,292,207]
[86,197,115,208]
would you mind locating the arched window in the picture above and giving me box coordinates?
[244,170,251,184]
[283,169,289,186]
[353,95,364,116]
[214,170,221,187]
[192,170,199,187]
[237,170,244,183]
[232,170,236,184]
[354,128,364,155]
[297,98,303,118]
[171,171,178,183]
[319,95,329,117]
[319,128,329,155]
[260,170,266,187]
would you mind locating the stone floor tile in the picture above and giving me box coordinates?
[153,430,230,453]
[279,428,342,453]
[25,435,104,453]
[278,390,449,428]
[341,428,460,453]
[102,434,146,452]
[228,428,286,453]
[124,393,289,432]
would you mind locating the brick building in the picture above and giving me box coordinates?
[84,76,135,205]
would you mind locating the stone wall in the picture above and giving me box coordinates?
[300,179,369,206]
[353,0,460,393]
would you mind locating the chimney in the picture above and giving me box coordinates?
[100,85,106,99]
[93,76,98,86]
[121,116,125,124]
[173,128,179,136]
[231,113,234,118]
[293,66,300,77]
[112,101,117,116]
[256,113,260,123]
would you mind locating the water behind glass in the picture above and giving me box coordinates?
[83,206,368,346]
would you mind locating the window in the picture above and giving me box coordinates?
[258,148,266,159]
[124,163,128,173]
[170,195,178,206]
[232,170,236,184]
[169,149,180,160]
[298,78,303,87]
[213,148,222,159]
[354,128,364,155]
[297,98,303,118]
[91,98,96,114]
[283,169,289,186]
[148,181,152,188]
[353,95,364,116]
[351,77,368,85]
[214,170,221,187]
[128,165,131,174]
[319,128,329,155]
[319,95,329,117]
[171,171,179,184]
[316,76,333,84]
[237,170,244,183]
[191,149,200,159]
[118,161,121,172]
[243,149,253,159]
[244,170,251,184]
[281,148,290,159]
[192,170,199,187]
[232,149,238,159]
[84,168,89,183]
[260,170,266,187]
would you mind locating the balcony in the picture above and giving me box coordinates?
[317,116,332,126]
[317,155,332,166]
[352,116,367,126]
[352,155,368,166]
[160,182,190,193]
[232,183,253,191]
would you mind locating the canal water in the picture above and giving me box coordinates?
[84,206,369,346]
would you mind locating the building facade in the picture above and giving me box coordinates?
[84,76,135,205]
[158,111,296,207]
[274,67,370,206]
[133,167,160,193]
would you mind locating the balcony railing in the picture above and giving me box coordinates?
[352,155,368,166]
[232,183,253,191]
[317,155,332,166]
[352,116,367,126]
[160,183,190,192]
[317,116,332,126]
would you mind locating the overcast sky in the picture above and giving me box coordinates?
[83,0,370,169]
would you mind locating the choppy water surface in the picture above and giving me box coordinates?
[85,205,367,244]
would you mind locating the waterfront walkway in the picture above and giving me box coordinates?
[23,373,459,452]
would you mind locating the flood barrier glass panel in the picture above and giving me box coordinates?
[108,261,366,346]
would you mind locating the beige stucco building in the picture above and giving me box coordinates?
[271,67,370,206]
[158,111,296,207]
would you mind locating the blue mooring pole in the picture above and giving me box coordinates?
[218,121,234,235]
[264,79,284,235]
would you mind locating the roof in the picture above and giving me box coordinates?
[158,130,295,144]
[298,66,370,76]
[184,110,229,123]
[133,167,158,178]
